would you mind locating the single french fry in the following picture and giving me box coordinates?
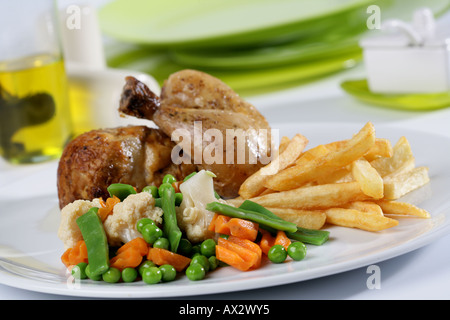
[267,208,327,230]
[364,138,393,161]
[238,133,308,199]
[248,181,369,210]
[383,166,430,200]
[351,158,384,199]
[315,167,352,184]
[370,136,415,177]
[264,122,376,191]
[295,144,330,166]
[325,208,399,231]
[343,201,384,216]
[278,136,291,154]
[375,200,430,218]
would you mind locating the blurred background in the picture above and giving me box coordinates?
[92,0,450,95]
[2,0,450,165]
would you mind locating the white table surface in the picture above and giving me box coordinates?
[1,3,450,300]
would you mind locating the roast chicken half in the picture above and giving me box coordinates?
[57,69,272,208]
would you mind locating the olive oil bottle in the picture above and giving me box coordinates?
[0,54,73,164]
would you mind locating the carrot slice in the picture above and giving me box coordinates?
[61,240,89,267]
[226,236,262,269]
[274,230,291,250]
[208,213,219,232]
[147,247,191,272]
[110,246,143,270]
[217,237,259,271]
[259,229,275,256]
[98,195,120,222]
[227,218,259,241]
[214,215,232,234]
[117,237,149,256]
[216,245,253,272]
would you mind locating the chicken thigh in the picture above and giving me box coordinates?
[119,69,273,198]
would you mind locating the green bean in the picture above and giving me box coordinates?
[239,200,329,246]
[142,185,159,198]
[205,202,297,233]
[183,172,197,181]
[106,183,136,201]
[76,207,109,277]
[159,183,182,252]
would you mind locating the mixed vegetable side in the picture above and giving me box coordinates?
[61,170,330,284]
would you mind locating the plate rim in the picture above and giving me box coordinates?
[0,121,449,298]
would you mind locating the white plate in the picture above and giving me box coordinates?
[0,122,449,298]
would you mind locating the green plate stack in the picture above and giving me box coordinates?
[99,0,450,96]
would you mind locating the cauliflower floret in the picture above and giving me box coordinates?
[58,198,102,250]
[103,192,163,246]
[176,170,227,243]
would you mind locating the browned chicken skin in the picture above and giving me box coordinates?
[119,69,272,198]
[57,69,271,208]
[57,126,195,209]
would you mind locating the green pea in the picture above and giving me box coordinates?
[191,255,210,272]
[200,239,216,258]
[162,174,177,185]
[121,267,138,283]
[186,263,205,281]
[142,267,162,284]
[153,237,170,250]
[85,264,102,281]
[136,218,155,234]
[175,193,183,206]
[268,245,287,264]
[71,262,88,279]
[159,264,177,282]
[138,260,156,276]
[102,267,121,283]
[177,238,193,256]
[208,256,219,271]
[141,223,163,245]
[142,185,159,198]
[190,244,201,257]
[287,242,307,261]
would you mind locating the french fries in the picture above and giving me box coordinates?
[235,122,431,233]
[264,122,376,191]
[238,133,308,199]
